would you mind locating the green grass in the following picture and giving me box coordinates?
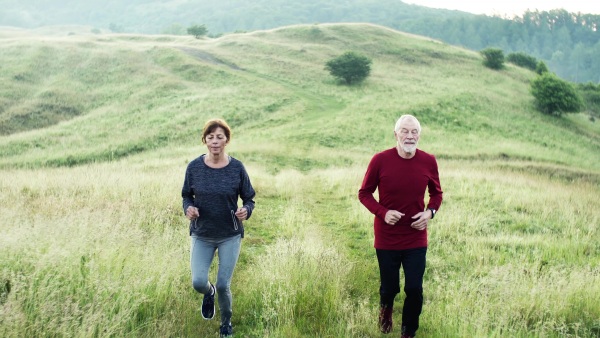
[1,24,599,337]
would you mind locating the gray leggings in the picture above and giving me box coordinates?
[190,234,241,325]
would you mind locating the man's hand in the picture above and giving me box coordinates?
[410,210,432,231]
[384,210,405,225]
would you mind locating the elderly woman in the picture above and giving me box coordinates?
[181,118,255,337]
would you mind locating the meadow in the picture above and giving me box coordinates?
[1,23,599,337]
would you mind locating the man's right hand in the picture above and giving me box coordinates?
[384,210,405,225]
[186,206,200,220]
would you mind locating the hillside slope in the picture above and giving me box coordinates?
[3,0,599,84]
[0,23,599,175]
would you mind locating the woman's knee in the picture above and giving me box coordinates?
[192,276,209,293]
[215,281,230,294]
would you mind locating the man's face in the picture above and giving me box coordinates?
[395,119,420,154]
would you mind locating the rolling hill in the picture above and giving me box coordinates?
[1,23,599,173]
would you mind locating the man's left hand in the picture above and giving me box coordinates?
[410,210,432,231]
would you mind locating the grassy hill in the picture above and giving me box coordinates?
[1,24,599,337]
[1,24,599,171]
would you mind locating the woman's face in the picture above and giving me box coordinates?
[205,127,228,155]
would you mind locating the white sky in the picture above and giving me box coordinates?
[403,0,600,17]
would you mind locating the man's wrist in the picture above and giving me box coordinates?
[427,208,436,219]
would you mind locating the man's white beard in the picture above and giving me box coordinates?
[401,144,417,154]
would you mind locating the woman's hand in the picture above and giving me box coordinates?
[186,206,200,220]
[235,207,248,221]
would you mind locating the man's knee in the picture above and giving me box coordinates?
[404,286,423,298]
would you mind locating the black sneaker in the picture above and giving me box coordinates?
[219,323,233,337]
[201,283,215,320]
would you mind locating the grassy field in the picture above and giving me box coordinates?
[1,23,599,337]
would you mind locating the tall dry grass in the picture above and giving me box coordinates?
[1,154,599,337]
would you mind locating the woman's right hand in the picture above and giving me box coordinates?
[186,206,200,220]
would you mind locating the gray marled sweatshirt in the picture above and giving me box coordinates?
[182,154,255,238]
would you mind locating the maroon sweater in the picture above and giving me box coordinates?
[358,148,443,250]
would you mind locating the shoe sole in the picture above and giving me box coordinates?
[201,305,215,320]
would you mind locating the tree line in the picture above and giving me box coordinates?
[1,1,598,83]
[400,9,600,83]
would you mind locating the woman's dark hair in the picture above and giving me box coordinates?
[201,119,232,144]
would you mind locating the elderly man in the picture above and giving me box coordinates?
[358,114,443,338]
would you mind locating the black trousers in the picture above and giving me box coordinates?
[376,247,427,335]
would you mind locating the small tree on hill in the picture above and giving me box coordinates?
[187,24,208,39]
[480,47,504,70]
[531,73,583,116]
[325,51,372,85]
[577,82,600,120]
[507,52,537,71]
[536,61,549,75]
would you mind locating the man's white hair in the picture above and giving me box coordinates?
[394,114,421,134]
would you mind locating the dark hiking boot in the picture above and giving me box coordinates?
[401,325,416,338]
[379,306,393,333]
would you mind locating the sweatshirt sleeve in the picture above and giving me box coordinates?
[239,163,256,219]
[181,164,195,214]
[426,156,443,211]
[358,154,388,220]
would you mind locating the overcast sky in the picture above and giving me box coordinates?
[403,0,600,17]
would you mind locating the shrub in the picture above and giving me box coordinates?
[536,61,549,75]
[577,82,600,117]
[325,51,372,85]
[507,52,538,71]
[531,73,584,116]
[187,24,208,39]
[480,48,505,70]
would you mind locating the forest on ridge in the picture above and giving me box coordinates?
[1,0,599,83]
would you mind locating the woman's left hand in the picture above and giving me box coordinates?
[235,207,248,221]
